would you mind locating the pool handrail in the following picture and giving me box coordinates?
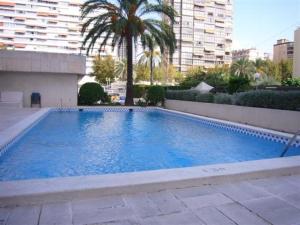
[280,129,300,157]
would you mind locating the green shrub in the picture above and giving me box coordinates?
[166,90,199,101]
[282,78,300,87]
[235,90,300,110]
[146,86,165,105]
[133,85,148,98]
[228,76,251,94]
[254,75,280,86]
[166,90,214,103]
[102,92,111,103]
[195,93,214,103]
[165,85,186,90]
[214,93,233,104]
[136,99,147,107]
[78,82,104,105]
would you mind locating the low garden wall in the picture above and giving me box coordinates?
[165,99,300,133]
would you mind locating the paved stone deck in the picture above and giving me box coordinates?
[1,174,300,225]
[0,107,38,132]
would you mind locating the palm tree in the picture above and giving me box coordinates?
[81,0,177,105]
[138,45,161,85]
[115,59,137,80]
[114,59,127,80]
[230,58,256,79]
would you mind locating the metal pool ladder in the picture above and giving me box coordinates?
[280,129,300,157]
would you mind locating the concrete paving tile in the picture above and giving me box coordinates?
[195,207,236,225]
[249,176,300,196]
[217,203,269,225]
[148,190,186,215]
[72,195,125,212]
[124,193,160,218]
[182,193,233,209]
[90,219,140,225]
[215,181,271,202]
[137,217,162,225]
[284,175,300,188]
[39,202,72,225]
[170,185,216,199]
[242,196,300,225]
[0,207,11,225]
[6,205,41,225]
[156,211,205,225]
[72,205,134,225]
[281,192,300,209]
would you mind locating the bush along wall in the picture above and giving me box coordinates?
[78,82,105,105]
[146,85,165,106]
[234,90,300,111]
[166,89,300,111]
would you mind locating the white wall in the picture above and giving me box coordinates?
[0,50,86,75]
[0,72,79,107]
[165,100,300,133]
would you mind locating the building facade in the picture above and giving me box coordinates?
[273,39,294,63]
[0,50,85,107]
[232,48,270,62]
[293,28,300,77]
[168,0,233,73]
[0,0,117,74]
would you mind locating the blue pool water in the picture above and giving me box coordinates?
[0,110,299,181]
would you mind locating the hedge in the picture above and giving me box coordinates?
[146,86,165,106]
[166,90,213,103]
[166,90,300,111]
[133,85,148,98]
[234,90,300,110]
[214,93,233,104]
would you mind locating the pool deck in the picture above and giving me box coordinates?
[0,107,39,132]
[0,107,300,225]
[1,175,300,225]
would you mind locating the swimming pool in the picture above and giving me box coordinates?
[0,108,299,181]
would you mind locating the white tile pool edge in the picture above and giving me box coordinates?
[1,156,300,205]
[0,106,300,205]
[0,108,51,155]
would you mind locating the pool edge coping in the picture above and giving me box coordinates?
[0,106,300,205]
[1,155,300,205]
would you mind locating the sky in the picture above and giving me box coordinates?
[233,0,300,54]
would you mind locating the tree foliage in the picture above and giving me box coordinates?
[135,64,150,82]
[230,58,256,79]
[91,56,115,84]
[81,0,176,105]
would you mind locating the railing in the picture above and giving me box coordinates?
[280,130,300,157]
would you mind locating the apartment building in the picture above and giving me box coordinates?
[232,48,271,62]
[169,0,233,73]
[273,39,294,63]
[293,28,300,77]
[0,0,116,74]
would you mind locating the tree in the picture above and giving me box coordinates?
[81,0,176,105]
[278,59,293,81]
[230,58,256,79]
[135,63,150,82]
[165,64,183,83]
[138,46,161,85]
[114,59,127,81]
[91,55,115,84]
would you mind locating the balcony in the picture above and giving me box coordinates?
[194,0,206,6]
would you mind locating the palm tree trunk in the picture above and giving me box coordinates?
[125,35,134,106]
[150,54,153,85]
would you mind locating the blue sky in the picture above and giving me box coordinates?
[233,0,300,53]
